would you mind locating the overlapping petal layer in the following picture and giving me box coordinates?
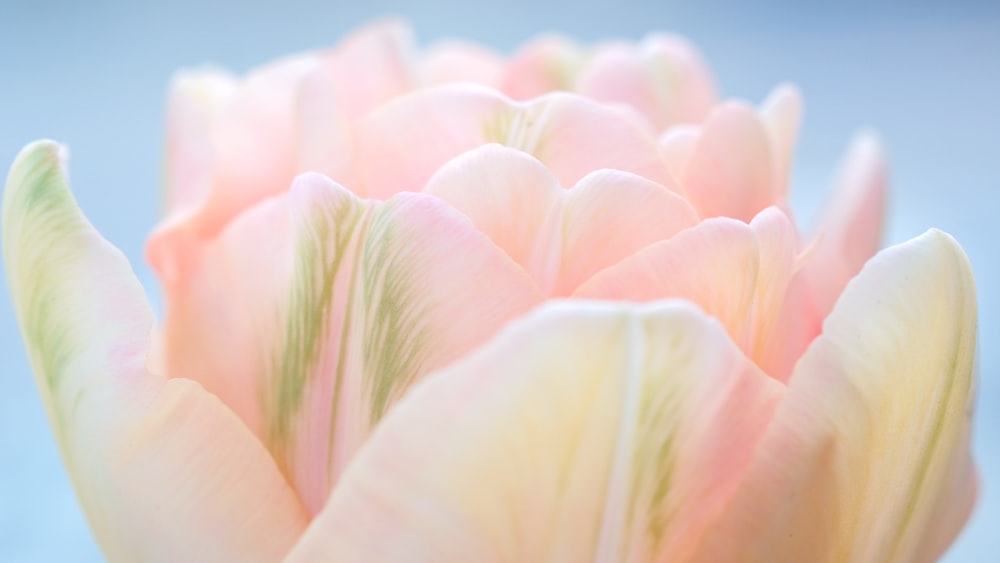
[424,144,698,295]
[2,18,980,563]
[692,230,977,563]
[660,86,802,222]
[3,142,309,562]
[356,84,673,199]
[574,207,799,371]
[287,301,783,562]
[150,172,543,514]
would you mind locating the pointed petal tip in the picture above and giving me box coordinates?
[4,139,71,239]
[7,139,67,180]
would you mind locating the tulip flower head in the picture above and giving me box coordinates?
[3,19,978,563]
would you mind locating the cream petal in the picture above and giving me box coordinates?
[357,84,672,199]
[425,144,697,295]
[3,141,308,562]
[286,300,782,562]
[156,171,544,514]
[693,230,978,563]
[163,67,238,216]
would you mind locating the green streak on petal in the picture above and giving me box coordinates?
[482,106,517,146]
[881,234,976,562]
[264,192,365,466]
[4,142,83,436]
[324,206,370,473]
[482,105,549,158]
[361,201,431,423]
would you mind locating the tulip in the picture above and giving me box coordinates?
[4,19,977,562]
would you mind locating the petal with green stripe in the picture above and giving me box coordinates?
[3,141,308,562]
[156,171,544,514]
[286,300,782,561]
[691,230,978,562]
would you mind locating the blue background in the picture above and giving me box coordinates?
[1,1,997,560]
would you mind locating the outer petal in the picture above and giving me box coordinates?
[2,142,308,562]
[576,34,716,129]
[286,300,783,562]
[356,84,673,199]
[693,230,978,563]
[424,144,698,295]
[153,171,544,514]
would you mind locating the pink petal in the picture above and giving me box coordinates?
[420,40,506,88]
[576,33,716,129]
[499,34,583,99]
[425,143,697,295]
[802,132,888,319]
[357,84,673,199]
[155,171,543,513]
[679,101,778,222]
[575,211,798,369]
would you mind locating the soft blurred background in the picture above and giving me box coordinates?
[0,0,997,560]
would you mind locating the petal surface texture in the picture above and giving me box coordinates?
[155,172,543,514]
[692,230,978,562]
[286,300,783,562]
[2,141,308,562]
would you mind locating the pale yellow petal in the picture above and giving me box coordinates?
[3,141,308,562]
[693,230,978,563]
[287,300,782,562]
